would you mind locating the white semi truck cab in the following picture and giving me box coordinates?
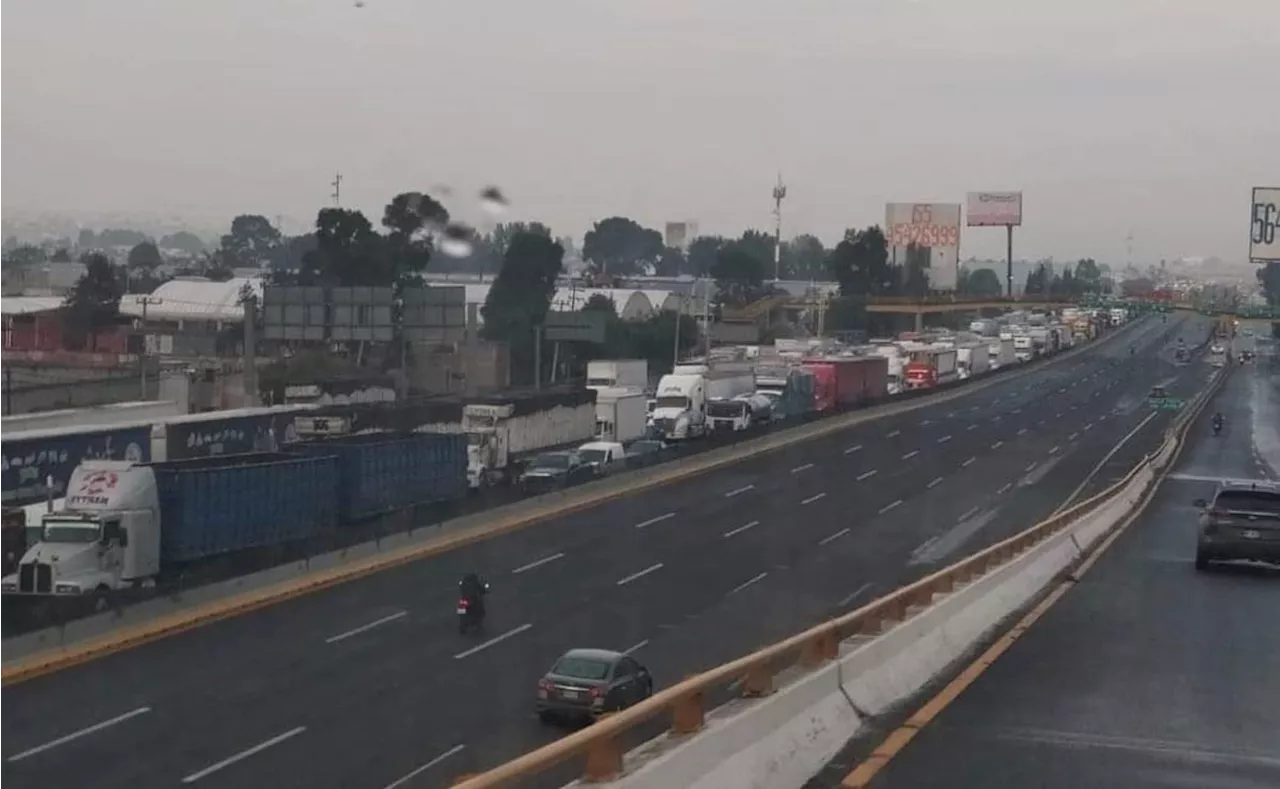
[2,461,161,599]
[651,373,707,440]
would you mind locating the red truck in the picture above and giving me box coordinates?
[802,356,889,413]
[904,347,959,390]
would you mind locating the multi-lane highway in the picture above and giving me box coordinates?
[808,329,1279,789]
[2,314,1219,789]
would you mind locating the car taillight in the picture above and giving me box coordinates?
[538,679,553,692]
[589,686,604,699]
[457,598,469,609]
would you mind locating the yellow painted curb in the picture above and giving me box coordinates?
[0,321,1140,685]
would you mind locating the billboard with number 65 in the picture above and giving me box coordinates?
[1251,187,1280,263]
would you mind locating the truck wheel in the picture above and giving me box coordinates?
[90,586,113,614]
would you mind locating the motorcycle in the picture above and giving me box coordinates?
[457,595,485,634]
[1212,421,1223,436]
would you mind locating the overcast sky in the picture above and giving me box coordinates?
[3,0,1277,263]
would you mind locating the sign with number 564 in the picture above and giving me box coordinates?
[1250,187,1280,263]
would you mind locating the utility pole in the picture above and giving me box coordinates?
[331,173,343,207]
[772,174,787,282]
[240,291,259,405]
[137,295,164,399]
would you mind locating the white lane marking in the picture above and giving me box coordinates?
[381,745,468,789]
[844,444,863,454]
[967,423,979,431]
[937,435,952,444]
[791,463,814,474]
[729,571,769,595]
[887,429,902,438]
[962,456,977,467]
[1013,408,1023,414]
[1084,421,1094,431]
[1017,427,1028,436]
[991,440,1004,449]
[453,623,534,660]
[724,485,754,498]
[1056,412,1063,418]
[634,512,675,529]
[927,476,944,489]
[902,450,920,460]
[1068,432,1078,441]
[992,415,1002,422]
[920,419,933,426]
[1049,445,1061,455]
[6,707,152,763]
[616,563,664,586]
[856,469,879,481]
[511,552,566,575]
[879,499,904,514]
[819,527,851,545]
[624,639,649,655]
[1025,461,1038,472]
[957,505,980,522]
[801,492,827,505]
[998,482,1013,494]
[1050,409,1160,518]
[325,611,408,644]
[181,727,307,783]
[723,520,759,538]
[839,582,874,606]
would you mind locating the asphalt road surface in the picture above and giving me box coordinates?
[1,314,1221,789]
[811,331,1279,789]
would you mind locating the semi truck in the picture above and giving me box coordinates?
[651,373,708,440]
[903,348,958,390]
[753,365,815,420]
[803,356,889,412]
[956,342,990,379]
[987,337,1017,369]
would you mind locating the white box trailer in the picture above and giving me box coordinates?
[988,337,1016,368]
[956,343,990,378]
[593,388,648,443]
[586,359,648,392]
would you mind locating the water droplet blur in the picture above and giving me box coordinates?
[479,187,509,216]
[439,222,476,258]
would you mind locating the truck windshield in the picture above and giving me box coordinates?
[39,518,101,544]
[655,396,690,410]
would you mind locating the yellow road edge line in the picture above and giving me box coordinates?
[0,329,1128,685]
[837,358,1218,789]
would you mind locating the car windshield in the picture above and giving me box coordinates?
[1214,491,1280,515]
[39,518,101,544]
[579,449,608,464]
[531,454,571,470]
[552,656,611,680]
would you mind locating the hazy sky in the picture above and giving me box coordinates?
[3,0,1277,264]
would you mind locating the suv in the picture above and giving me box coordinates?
[1194,480,1280,571]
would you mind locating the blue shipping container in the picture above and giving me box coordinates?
[158,408,307,461]
[2,425,152,508]
[297,433,467,521]
[153,453,339,562]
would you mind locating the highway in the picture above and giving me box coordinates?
[1,314,1219,789]
[809,331,1279,789]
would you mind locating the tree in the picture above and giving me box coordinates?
[827,226,890,297]
[710,243,767,306]
[1258,262,1280,305]
[735,229,777,278]
[381,192,448,282]
[1023,263,1051,295]
[3,244,46,268]
[654,246,688,277]
[127,241,163,272]
[297,208,390,287]
[50,247,73,263]
[220,215,282,269]
[481,232,565,384]
[76,229,97,250]
[962,267,1004,297]
[62,253,123,351]
[98,228,147,247]
[159,231,207,255]
[582,217,664,276]
[1073,258,1103,293]
[789,234,826,281]
[488,222,552,257]
[687,235,726,278]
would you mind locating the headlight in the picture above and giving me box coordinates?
[55,583,82,595]
[1,581,16,592]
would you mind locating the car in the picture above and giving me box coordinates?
[518,451,594,493]
[1194,479,1280,571]
[536,648,654,723]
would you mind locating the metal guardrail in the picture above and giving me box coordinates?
[450,358,1227,788]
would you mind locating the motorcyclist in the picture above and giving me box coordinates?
[459,572,489,618]
[1212,412,1224,432]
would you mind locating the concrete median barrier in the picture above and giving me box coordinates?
[1,317,1151,684]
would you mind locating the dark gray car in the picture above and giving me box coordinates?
[536,648,654,722]
[1194,479,1280,570]
[518,451,593,493]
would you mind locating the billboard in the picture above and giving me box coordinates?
[2,426,151,508]
[1250,187,1280,263]
[885,203,962,291]
[966,191,1023,227]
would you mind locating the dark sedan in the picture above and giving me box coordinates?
[536,648,654,722]
[518,451,593,493]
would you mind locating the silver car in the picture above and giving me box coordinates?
[1194,479,1280,570]
[536,648,654,723]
